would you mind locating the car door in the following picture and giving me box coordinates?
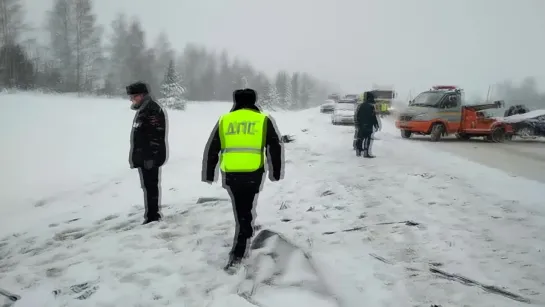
[439,94,462,132]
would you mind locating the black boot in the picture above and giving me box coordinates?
[363,150,375,158]
[356,149,362,156]
[223,256,243,273]
[142,217,161,225]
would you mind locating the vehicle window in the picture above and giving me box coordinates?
[372,90,395,100]
[443,95,459,108]
[411,92,444,107]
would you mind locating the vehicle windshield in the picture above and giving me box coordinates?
[410,92,444,107]
[372,90,395,100]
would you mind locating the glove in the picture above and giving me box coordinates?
[143,160,154,170]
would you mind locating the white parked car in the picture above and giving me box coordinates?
[320,99,336,113]
[331,99,357,125]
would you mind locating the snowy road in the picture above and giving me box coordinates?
[1,93,545,307]
[403,135,545,184]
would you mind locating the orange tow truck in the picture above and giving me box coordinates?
[395,85,513,142]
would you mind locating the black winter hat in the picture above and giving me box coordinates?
[365,91,376,104]
[233,88,257,105]
[126,82,149,95]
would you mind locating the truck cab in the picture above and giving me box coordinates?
[396,86,463,138]
[370,88,397,116]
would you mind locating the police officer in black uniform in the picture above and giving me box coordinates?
[355,91,379,158]
[202,89,284,271]
[127,82,168,224]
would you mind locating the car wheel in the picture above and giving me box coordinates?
[430,124,444,142]
[491,127,506,143]
[517,126,535,138]
[401,130,412,139]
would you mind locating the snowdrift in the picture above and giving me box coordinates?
[208,229,342,307]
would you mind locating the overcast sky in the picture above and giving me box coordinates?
[24,0,545,99]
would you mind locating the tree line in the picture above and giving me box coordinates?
[493,77,545,110]
[0,0,334,110]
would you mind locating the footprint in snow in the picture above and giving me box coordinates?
[108,221,138,233]
[156,231,182,241]
[54,227,86,241]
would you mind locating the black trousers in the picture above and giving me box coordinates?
[355,132,372,151]
[138,167,161,221]
[353,128,358,149]
[226,185,258,259]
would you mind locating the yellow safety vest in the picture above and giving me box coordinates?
[218,109,267,172]
[381,103,388,111]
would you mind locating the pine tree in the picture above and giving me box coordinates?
[106,13,130,95]
[0,43,34,89]
[274,71,288,108]
[261,81,280,111]
[160,59,186,110]
[291,72,300,107]
[298,73,312,109]
[284,74,293,109]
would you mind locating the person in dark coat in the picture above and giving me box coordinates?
[202,88,285,271]
[127,81,168,224]
[355,91,380,158]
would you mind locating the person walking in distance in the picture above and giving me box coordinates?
[355,91,380,158]
[202,88,284,272]
[127,81,168,224]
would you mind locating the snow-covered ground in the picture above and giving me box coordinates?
[1,92,545,307]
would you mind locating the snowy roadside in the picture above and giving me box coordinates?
[2,96,545,306]
[0,97,400,307]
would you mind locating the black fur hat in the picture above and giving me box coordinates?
[233,88,257,105]
[365,91,376,104]
[126,82,149,95]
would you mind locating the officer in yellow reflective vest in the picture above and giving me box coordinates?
[380,102,388,117]
[202,88,284,271]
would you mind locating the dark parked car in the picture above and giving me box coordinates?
[502,105,545,138]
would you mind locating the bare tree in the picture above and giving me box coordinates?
[47,0,103,93]
[0,0,27,45]
[74,0,103,92]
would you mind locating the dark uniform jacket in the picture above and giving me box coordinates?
[129,96,167,169]
[355,94,380,137]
